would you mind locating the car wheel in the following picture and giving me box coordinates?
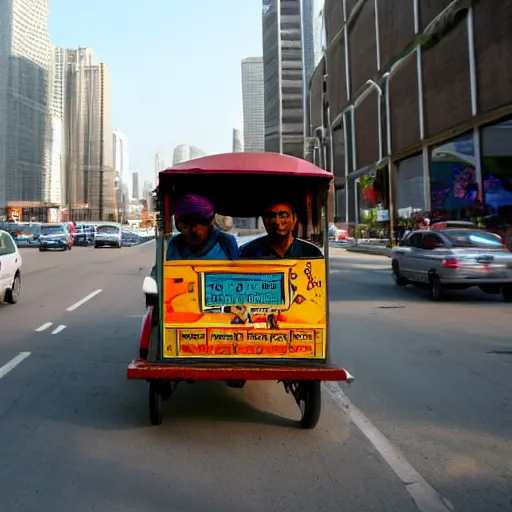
[5,272,21,304]
[392,261,408,286]
[429,275,444,301]
[39,246,45,252]
[94,243,99,249]
[502,285,512,302]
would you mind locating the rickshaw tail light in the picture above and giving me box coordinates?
[442,258,459,268]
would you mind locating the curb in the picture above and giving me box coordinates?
[346,246,391,258]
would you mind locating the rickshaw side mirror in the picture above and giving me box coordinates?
[142,276,158,295]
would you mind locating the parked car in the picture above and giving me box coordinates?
[39,223,73,251]
[73,224,96,246]
[391,228,512,301]
[0,222,41,247]
[94,224,122,248]
[0,229,22,304]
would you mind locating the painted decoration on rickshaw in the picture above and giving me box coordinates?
[162,259,326,359]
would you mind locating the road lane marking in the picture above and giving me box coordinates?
[51,325,66,335]
[35,322,52,332]
[66,289,103,311]
[0,352,31,380]
[324,382,454,512]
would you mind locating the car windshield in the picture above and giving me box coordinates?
[97,225,118,233]
[41,226,64,235]
[444,230,505,248]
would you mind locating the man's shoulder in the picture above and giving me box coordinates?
[240,235,267,254]
[295,238,324,257]
[217,230,237,242]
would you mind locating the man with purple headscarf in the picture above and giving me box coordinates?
[166,194,239,260]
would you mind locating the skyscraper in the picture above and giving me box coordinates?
[0,0,51,210]
[302,0,325,138]
[154,153,165,184]
[132,171,139,200]
[241,57,265,152]
[232,129,244,152]
[113,130,129,220]
[59,47,114,220]
[172,144,206,165]
[302,0,324,90]
[262,0,304,157]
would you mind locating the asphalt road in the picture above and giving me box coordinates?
[0,244,509,511]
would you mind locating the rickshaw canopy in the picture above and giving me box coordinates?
[159,152,333,179]
[156,152,333,219]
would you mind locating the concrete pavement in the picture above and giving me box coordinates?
[0,245,509,510]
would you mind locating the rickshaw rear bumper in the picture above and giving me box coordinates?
[127,359,354,383]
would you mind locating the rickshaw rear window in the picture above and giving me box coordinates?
[203,272,285,307]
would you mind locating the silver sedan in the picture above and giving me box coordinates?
[391,228,512,301]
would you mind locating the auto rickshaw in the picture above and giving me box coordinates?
[127,152,354,429]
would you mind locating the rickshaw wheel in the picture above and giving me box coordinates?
[149,381,163,425]
[299,381,321,429]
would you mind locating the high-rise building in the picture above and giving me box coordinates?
[154,153,165,184]
[302,0,324,90]
[142,180,153,200]
[172,144,206,165]
[113,130,129,221]
[241,57,264,152]
[0,0,51,211]
[302,0,325,138]
[59,47,114,220]
[262,0,304,157]
[47,44,64,206]
[132,171,139,200]
[232,129,244,152]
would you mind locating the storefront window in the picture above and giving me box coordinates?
[481,119,512,248]
[396,154,425,218]
[430,133,479,219]
[335,186,346,222]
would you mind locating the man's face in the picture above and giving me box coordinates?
[262,203,296,238]
[177,217,212,246]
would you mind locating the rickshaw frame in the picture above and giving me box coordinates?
[127,152,354,429]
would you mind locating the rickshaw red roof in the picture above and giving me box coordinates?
[160,152,332,179]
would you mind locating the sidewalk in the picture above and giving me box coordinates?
[345,245,391,257]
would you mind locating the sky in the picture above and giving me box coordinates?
[49,0,263,185]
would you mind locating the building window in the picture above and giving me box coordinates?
[481,118,512,247]
[396,154,425,218]
[430,133,478,218]
[335,186,346,222]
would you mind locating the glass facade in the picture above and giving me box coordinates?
[430,133,478,218]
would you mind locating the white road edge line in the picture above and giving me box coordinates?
[35,322,52,332]
[66,289,103,312]
[51,325,66,335]
[0,352,31,380]
[323,382,454,512]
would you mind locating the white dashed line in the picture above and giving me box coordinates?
[324,382,454,512]
[51,325,66,335]
[66,289,103,312]
[35,322,53,332]
[0,352,31,380]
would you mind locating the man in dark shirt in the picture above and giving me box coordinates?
[239,201,323,258]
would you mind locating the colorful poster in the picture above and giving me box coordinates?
[162,259,326,359]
